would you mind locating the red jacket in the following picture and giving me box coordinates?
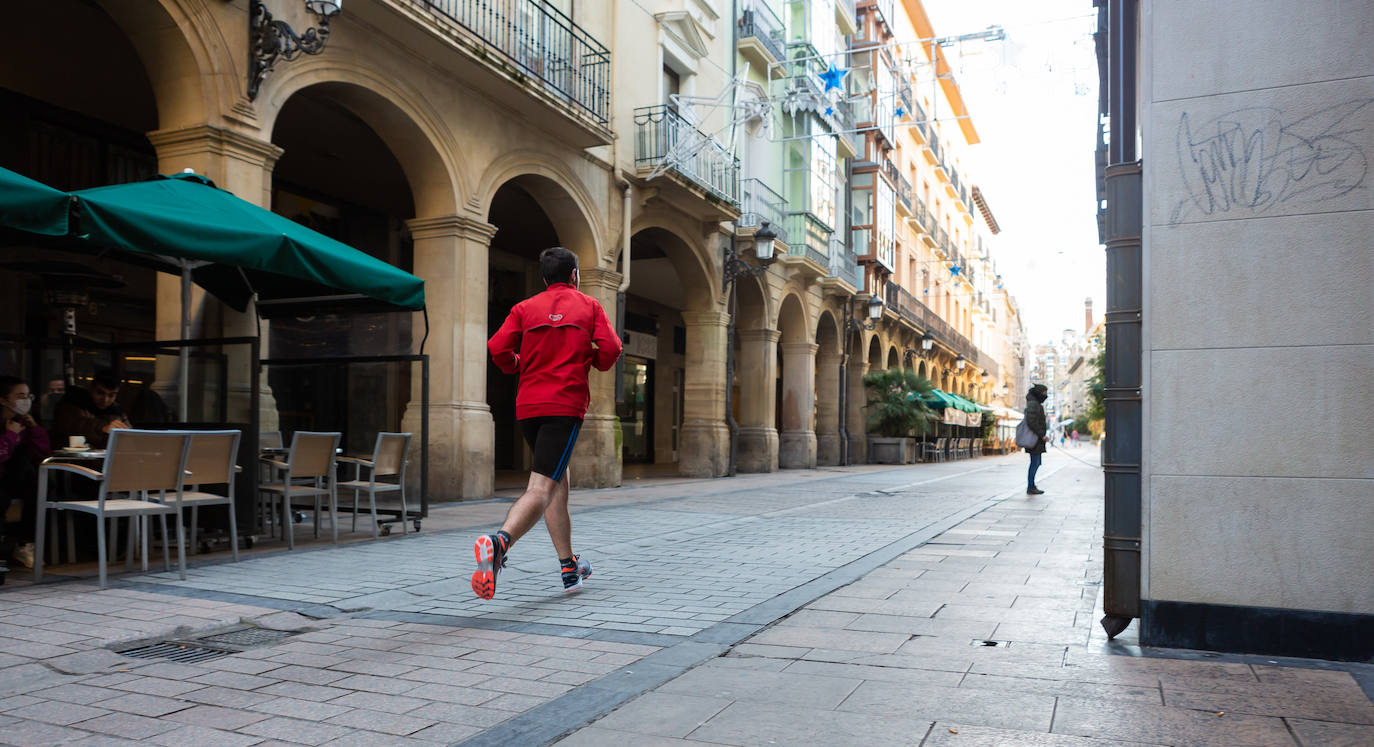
[488,282,622,420]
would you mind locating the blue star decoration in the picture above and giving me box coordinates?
[819,63,848,92]
[949,264,962,276]
[895,106,906,118]
[824,106,835,117]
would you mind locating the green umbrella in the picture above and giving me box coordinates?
[0,166,72,236]
[71,173,425,312]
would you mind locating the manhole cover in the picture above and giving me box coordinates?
[120,642,233,664]
[198,628,296,647]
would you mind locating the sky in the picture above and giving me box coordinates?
[921,0,1104,345]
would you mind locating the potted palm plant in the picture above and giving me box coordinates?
[863,369,936,464]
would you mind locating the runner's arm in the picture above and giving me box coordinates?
[589,299,623,371]
[488,308,523,374]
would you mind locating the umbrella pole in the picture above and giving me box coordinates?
[179,266,190,421]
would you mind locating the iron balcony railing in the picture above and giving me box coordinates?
[635,105,740,206]
[740,178,789,244]
[418,0,610,125]
[913,194,931,232]
[884,281,980,363]
[739,2,786,64]
[913,100,929,139]
[928,132,943,163]
[898,172,913,213]
[785,211,833,265]
[899,82,914,121]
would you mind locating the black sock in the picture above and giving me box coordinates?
[559,556,576,570]
[496,531,512,551]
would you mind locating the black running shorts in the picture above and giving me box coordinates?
[519,416,583,482]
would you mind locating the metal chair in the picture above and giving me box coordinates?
[338,432,412,539]
[258,431,340,549]
[920,437,941,463]
[175,430,242,561]
[35,429,193,588]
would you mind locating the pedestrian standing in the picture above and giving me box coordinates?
[474,247,622,599]
[1024,384,1048,495]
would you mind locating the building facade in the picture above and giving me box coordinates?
[0,0,1029,503]
[1097,0,1372,659]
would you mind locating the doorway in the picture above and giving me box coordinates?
[620,356,653,464]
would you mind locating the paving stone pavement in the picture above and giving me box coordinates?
[549,453,1374,747]
[2,449,1369,746]
[0,453,1034,744]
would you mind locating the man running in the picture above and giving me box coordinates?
[474,246,622,599]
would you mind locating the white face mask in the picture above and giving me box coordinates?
[7,397,31,417]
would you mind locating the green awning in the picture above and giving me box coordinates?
[70,173,425,311]
[0,166,71,236]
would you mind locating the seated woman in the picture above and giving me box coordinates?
[1,375,52,568]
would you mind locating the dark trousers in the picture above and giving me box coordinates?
[1027,452,1042,489]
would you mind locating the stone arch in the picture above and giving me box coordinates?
[887,346,900,371]
[733,274,777,473]
[918,360,928,380]
[264,65,463,216]
[814,310,841,358]
[777,293,809,344]
[99,0,224,129]
[867,334,884,370]
[629,219,720,308]
[475,153,606,266]
[814,310,843,465]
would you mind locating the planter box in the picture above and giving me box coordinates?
[868,436,913,464]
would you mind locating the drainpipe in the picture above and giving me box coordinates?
[615,177,631,407]
[724,244,739,476]
[838,349,849,465]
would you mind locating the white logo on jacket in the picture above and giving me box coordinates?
[548,313,564,322]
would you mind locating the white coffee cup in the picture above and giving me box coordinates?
[68,436,86,449]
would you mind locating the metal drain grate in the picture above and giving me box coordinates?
[120,642,233,664]
[198,628,296,647]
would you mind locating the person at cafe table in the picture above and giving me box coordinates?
[1,375,52,569]
[52,370,131,450]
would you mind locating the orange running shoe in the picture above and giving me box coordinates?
[471,534,507,600]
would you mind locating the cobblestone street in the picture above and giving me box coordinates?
[1,451,1370,745]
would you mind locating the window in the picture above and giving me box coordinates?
[663,65,680,111]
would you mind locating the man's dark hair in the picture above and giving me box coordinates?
[539,246,578,285]
[91,370,120,392]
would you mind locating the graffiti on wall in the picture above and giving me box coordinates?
[1169,98,1372,223]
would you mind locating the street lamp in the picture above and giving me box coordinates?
[920,331,934,351]
[955,354,966,371]
[845,295,883,332]
[752,221,778,262]
[249,0,344,100]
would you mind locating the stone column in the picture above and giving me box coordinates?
[736,328,779,472]
[779,341,818,469]
[815,348,842,465]
[146,124,284,427]
[848,357,869,462]
[571,266,624,489]
[403,215,497,500]
[679,310,730,478]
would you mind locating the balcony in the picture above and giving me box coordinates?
[912,101,929,142]
[634,105,740,207]
[415,0,610,128]
[826,234,864,292]
[861,0,896,32]
[784,212,833,267]
[738,2,786,72]
[883,281,981,363]
[899,82,914,123]
[740,178,789,244]
[897,172,913,216]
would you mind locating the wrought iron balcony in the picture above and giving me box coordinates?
[740,178,789,244]
[738,2,786,66]
[418,0,610,125]
[634,105,740,206]
[884,280,981,363]
[898,172,913,214]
